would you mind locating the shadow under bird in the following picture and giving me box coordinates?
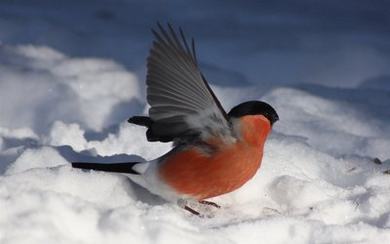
[72,23,279,215]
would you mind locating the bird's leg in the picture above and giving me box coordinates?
[198,200,221,208]
[177,199,200,216]
[184,205,200,216]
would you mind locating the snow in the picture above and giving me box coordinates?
[1,1,390,243]
[0,44,140,133]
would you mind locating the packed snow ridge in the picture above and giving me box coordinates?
[1,44,390,244]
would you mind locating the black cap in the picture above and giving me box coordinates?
[228,101,279,125]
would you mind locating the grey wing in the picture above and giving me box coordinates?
[143,23,232,143]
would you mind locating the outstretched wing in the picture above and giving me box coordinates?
[141,23,232,143]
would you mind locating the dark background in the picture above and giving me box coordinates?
[1,0,389,88]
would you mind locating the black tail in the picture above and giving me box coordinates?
[72,162,141,174]
[128,116,153,127]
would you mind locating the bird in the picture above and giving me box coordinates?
[72,23,279,216]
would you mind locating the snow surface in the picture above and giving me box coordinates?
[1,1,390,243]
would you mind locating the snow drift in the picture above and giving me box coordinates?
[1,44,390,244]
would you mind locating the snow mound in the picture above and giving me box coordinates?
[0,44,141,133]
[264,87,390,159]
[1,75,390,243]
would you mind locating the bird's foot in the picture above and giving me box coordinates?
[184,205,200,216]
[178,199,200,216]
[178,199,220,217]
[198,200,221,209]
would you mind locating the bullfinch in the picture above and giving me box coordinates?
[73,23,279,215]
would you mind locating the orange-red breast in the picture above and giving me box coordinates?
[72,23,279,215]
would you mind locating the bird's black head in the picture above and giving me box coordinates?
[228,101,279,125]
